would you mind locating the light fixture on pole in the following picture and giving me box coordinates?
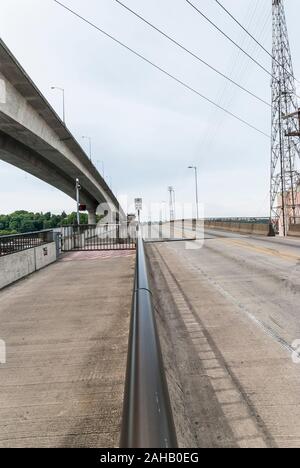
[51,86,66,124]
[188,166,199,219]
[82,136,92,161]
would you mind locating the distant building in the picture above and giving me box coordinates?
[277,183,300,235]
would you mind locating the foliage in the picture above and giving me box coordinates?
[0,229,18,236]
[0,211,103,234]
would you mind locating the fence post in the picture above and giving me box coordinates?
[53,232,61,259]
[43,230,53,243]
[117,224,120,245]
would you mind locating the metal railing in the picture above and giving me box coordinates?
[205,217,270,224]
[289,217,300,225]
[120,228,177,448]
[141,219,198,241]
[0,230,53,257]
[60,224,136,251]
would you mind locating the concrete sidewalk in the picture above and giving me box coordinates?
[0,250,135,448]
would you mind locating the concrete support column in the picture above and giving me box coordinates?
[88,209,97,226]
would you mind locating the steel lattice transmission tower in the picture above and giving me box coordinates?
[271,0,300,235]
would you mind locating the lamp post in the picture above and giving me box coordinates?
[76,178,81,226]
[82,136,92,162]
[188,166,199,219]
[97,160,105,179]
[51,86,66,124]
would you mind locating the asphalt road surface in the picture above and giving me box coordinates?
[146,228,300,448]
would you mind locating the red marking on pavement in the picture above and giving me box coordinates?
[60,251,135,262]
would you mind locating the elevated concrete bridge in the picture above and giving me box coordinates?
[0,39,123,223]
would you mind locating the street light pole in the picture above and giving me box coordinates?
[82,136,92,161]
[173,189,176,220]
[51,86,65,124]
[97,160,105,179]
[188,166,199,219]
[76,178,81,226]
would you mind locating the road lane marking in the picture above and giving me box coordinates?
[218,238,300,262]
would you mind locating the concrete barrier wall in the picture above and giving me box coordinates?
[288,224,300,237]
[252,224,271,236]
[204,221,270,236]
[35,243,57,270]
[0,242,57,290]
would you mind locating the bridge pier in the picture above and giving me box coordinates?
[88,209,97,226]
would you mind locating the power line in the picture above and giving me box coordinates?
[214,0,300,85]
[199,1,269,155]
[186,0,273,78]
[215,0,273,59]
[53,0,270,138]
[113,0,270,107]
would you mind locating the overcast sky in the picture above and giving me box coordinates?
[0,0,299,219]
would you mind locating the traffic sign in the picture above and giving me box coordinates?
[135,198,143,211]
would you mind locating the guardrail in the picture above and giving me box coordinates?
[205,217,270,224]
[60,224,136,251]
[120,228,177,448]
[0,230,53,257]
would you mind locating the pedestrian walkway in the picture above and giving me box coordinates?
[0,251,135,447]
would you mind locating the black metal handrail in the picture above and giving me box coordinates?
[120,229,178,448]
[0,230,53,257]
[60,223,136,251]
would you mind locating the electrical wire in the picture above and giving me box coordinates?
[53,0,270,138]
[186,0,273,78]
[200,1,270,158]
[214,0,300,84]
[112,0,270,107]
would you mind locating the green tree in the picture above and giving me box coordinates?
[0,210,98,234]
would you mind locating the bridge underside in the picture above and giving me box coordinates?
[0,37,123,219]
[0,129,99,211]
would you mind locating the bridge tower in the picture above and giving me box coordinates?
[271,0,300,235]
